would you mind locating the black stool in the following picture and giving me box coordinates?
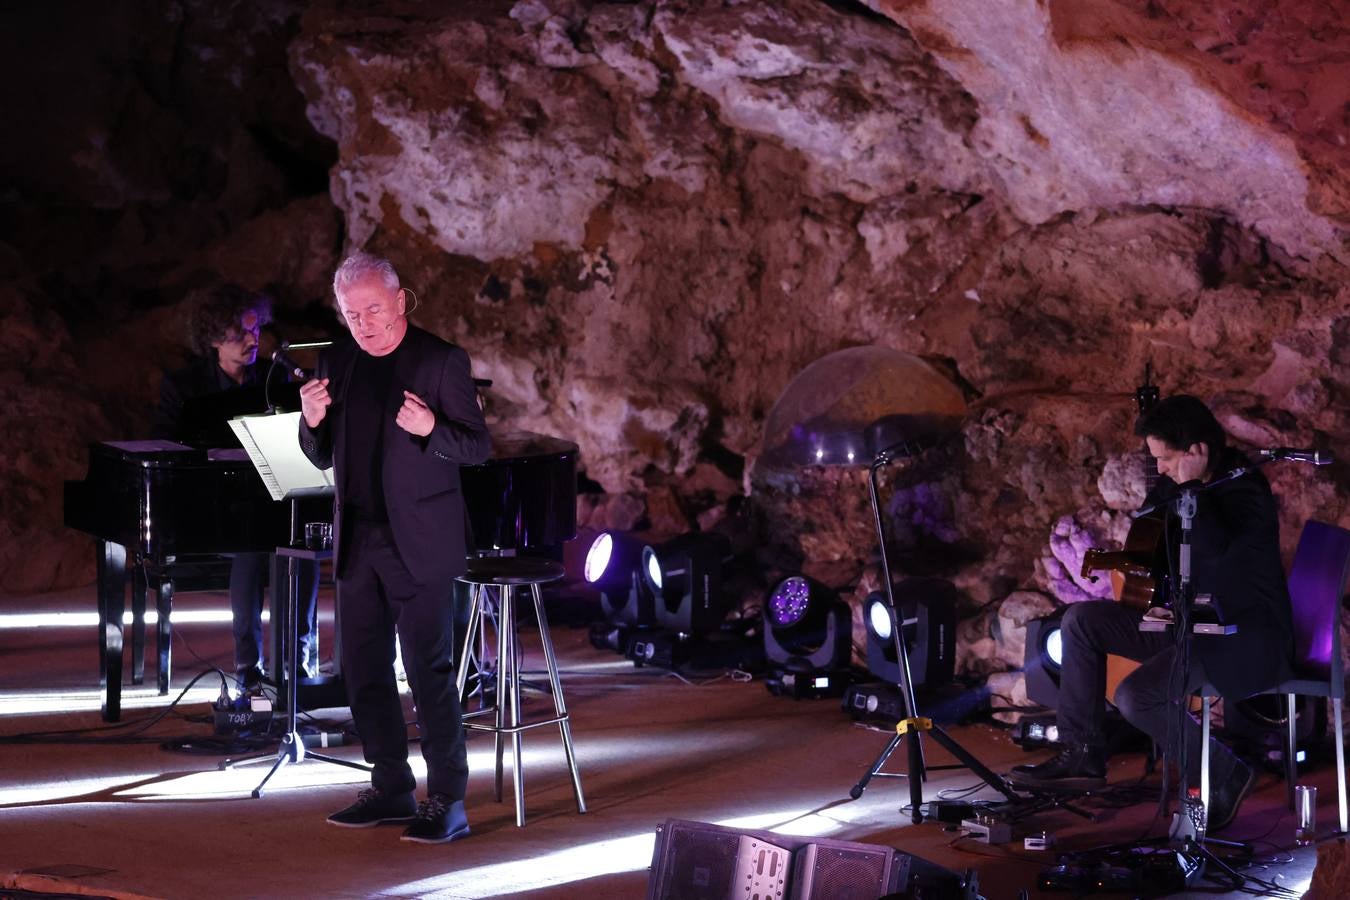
[455,557,586,826]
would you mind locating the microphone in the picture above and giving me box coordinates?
[1258,447,1334,465]
[271,345,307,380]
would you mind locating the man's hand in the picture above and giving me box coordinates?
[396,390,435,437]
[300,377,331,429]
[1175,441,1210,484]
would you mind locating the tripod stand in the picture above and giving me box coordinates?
[849,443,1023,816]
[223,543,370,797]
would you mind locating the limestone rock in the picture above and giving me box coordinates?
[7,0,1350,612]
[956,590,1057,679]
[873,0,1349,261]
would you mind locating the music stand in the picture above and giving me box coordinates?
[222,412,370,797]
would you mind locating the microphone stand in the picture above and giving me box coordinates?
[265,340,332,414]
[1132,459,1274,884]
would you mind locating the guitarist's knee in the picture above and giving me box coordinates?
[1059,599,1121,647]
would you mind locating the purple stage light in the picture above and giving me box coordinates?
[584,533,613,584]
[767,576,812,628]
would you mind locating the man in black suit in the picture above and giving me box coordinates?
[1011,395,1293,833]
[153,285,319,690]
[299,251,491,843]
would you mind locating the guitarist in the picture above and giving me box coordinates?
[1011,395,1293,833]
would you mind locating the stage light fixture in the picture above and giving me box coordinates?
[763,576,851,696]
[865,594,893,642]
[766,576,813,628]
[643,546,664,591]
[1023,612,1065,708]
[584,533,616,584]
[641,532,733,634]
[862,578,956,691]
[584,531,654,628]
[1043,625,1063,668]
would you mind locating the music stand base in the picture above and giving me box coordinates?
[247,732,370,798]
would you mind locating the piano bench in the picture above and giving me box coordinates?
[455,558,586,827]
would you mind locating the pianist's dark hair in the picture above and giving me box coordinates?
[187,284,273,359]
[1134,394,1227,462]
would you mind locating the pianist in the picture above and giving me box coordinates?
[299,252,491,844]
[152,284,319,690]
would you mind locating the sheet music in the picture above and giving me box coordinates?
[228,412,334,501]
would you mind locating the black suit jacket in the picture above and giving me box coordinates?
[1147,448,1294,699]
[297,327,491,585]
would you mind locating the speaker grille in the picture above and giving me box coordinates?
[659,825,741,899]
[793,843,892,899]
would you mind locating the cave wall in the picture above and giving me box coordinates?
[4,0,1349,691]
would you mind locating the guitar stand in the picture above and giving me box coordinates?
[221,546,370,797]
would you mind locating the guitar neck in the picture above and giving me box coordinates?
[1144,455,1159,494]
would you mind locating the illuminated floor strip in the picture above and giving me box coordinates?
[0,609,251,629]
[0,687,225,716]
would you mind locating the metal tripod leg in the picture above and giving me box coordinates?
[850,717,1021,819]
[850,731,906,801]
[221,547,370,796]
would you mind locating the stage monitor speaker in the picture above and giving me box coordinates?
[646,818,977,899]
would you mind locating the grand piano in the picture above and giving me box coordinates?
[64,430,578,721]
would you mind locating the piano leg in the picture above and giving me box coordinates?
[131,565,147,686]
[98,540,128,723]
[156,577,174,695]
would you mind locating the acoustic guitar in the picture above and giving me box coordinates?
[1080,368,1164,613]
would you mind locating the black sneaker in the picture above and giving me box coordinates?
[327,788,417,828]
[1207,757,1256,833]
[1009,743,1107,791]
[401,794,471,844]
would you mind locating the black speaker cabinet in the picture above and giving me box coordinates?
[647,819,919,899]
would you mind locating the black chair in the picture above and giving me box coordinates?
[1200,520,1350,833]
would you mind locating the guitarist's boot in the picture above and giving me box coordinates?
[1009,742,1107,791]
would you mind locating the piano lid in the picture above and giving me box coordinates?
[92,440,208,466]
[473,431,579,465]
[462,430,578,552]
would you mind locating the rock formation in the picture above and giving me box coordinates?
[4,0,1349,689]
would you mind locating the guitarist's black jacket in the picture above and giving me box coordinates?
[1144,447,1294,699]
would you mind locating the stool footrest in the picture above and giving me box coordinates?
[466,714,570,735]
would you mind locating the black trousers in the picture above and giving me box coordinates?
[338,521,468,800]
[1057,600,1240,777]
[229,552,318,677]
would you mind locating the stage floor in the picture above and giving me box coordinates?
[0,582,1327,899]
